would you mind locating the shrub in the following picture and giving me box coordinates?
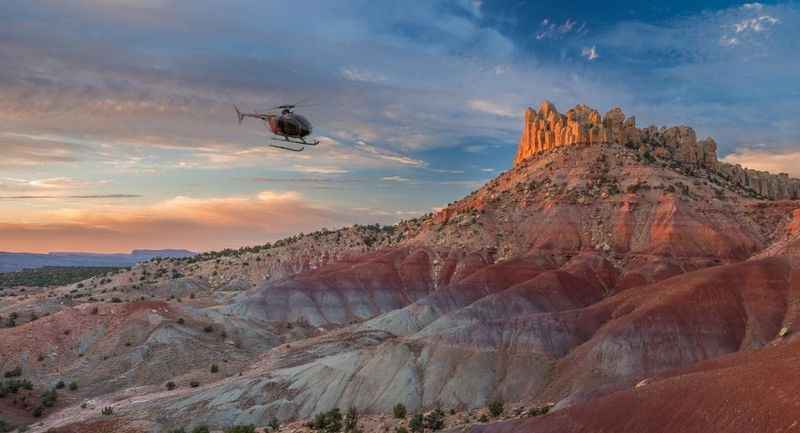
[344,407,359,433]
[178,317,185,325]
[192,426,210,433]
[32,406,44,418]
[190,381,200,388]
[167,429,186,433]
[0,418,14,433]
[3,367,22,378]
[478,414,488,423]
[309,408,343,433]
[409,414,424,433]
[41,389,58,407]
[393,403,407,419]
[166,381,177,391]
[424,408,445,431]
[527,405,551,417]
[203,325,213,333]
[268,417,280,432]
[224,425,256,433]
[56,380,66,389]
[395,428,408,433]
[69,381,79,391]
[210,364,219,373]
[488,399,504,418]
[101,406,114,416]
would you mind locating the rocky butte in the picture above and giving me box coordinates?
[515,100,800,200]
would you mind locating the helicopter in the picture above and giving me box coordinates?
[234,103,320,152]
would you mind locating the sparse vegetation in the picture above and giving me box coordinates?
[192,426,211,433]
[0,266,127,288]
[101,406,114,416]
[166,381,177,391]
[210,364,219,373]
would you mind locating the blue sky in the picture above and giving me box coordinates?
[1,0,798,252]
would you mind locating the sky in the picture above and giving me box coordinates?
[1,0,799,253]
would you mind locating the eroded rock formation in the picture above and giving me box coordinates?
[514,101,800,200]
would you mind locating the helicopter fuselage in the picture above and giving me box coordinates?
[268,113,312,138]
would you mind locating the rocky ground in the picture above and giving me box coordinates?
[3,108,800,432]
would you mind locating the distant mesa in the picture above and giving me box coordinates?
[0,249,195,273]
[514,100,800,200]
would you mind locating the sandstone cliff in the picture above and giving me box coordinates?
[514,101,800,200]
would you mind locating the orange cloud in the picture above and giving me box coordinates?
[0,190,388,253]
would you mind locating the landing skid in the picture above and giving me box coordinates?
[267,135,320,152]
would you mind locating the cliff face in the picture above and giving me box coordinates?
[514,101,800,200]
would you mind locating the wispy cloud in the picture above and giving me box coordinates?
[341,67,387,83]
[467,99,515,118]
[581,46,599,61]
[381,176,411,182]
[0,190,394,253]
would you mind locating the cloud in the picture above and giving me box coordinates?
[734,15,779,33]
[292,165,350,174]
[354,141,426,166]
[381,176,411,182]
[341,67,387,83]
[536,17,584,40]
[0,194,141,200]
[581,46,599,61]
[721,148,800,177]
[466,99,515,118]
[0,190,394,253]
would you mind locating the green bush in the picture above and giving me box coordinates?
[210,364,219,373]
[166,381,177,391]
[167,429,186,433]
[3,367,21,378]
[344,407,359,433]
[268,417,280,431]
[0,418,14,433]
[55,380,66,389]
[527,405,551,417]
[69,381,79,391]
[41,389,58,407]
[409,414,424,433]
[488,399,504,418]
[309,408,343,433]
[424,409,445,431]
[393,403,407,419]
[32,406,44,418]
[395,428,408,433]
[101,406,114,416]
[192,426,210,433]
[478,414,488,423]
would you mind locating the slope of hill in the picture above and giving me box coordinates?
[4,102,800,433]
